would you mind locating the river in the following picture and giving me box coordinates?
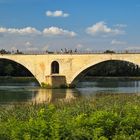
[0,77,140,104]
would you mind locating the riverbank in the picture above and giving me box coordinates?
[0,76,37,82]
[0,94,140,139]
[83,76,140,82]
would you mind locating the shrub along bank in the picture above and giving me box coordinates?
[0,94,140,140]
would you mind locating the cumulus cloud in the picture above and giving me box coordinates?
[46,10,69,17]
[111,39,127,45]
[0,26,76,37]
[0,26,77,51]
[23,41,38,51]
[43,27,76,37]
[86,21,125,37]
[23,42,36,50]
[0,27,41,35]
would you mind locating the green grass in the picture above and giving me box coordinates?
[0,94,140,140]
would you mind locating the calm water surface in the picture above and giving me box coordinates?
[0,77,140,104]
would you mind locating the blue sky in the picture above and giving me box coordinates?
[0,0,140,52]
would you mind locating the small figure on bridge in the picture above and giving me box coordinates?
[74,49,77,53]
[61,49,63,53]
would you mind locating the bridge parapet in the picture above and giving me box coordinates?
[1,50,140,55]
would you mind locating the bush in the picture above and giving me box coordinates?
[0,94,140,139]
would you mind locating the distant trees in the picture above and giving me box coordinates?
[0,60,33,77]
[0,49,11,54]
[14,49,23,54]
[4,64,14,76]
[0,49,23,54]
[104,50,116,54]
[86,60,140,77]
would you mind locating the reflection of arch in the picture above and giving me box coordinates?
[51,61,59,74]
[32,89,81,103]
[0,58,40,85]
[71,59,140,84]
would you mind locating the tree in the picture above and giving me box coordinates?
[4,64,14,76]
[0,49,10,54]
[104,50,115,54]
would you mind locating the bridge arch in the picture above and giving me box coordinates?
[0,58,40,85]
[71,59,140,84]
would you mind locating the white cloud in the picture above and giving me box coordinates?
[0,27,41,35]
[111,39,127,45]
[86,21,125,37]
[0,26,76,37]
[46,10,69,17]
[24,41,38,51]
[43,27,76,37]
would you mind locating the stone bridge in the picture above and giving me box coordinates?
[0,53,140,87]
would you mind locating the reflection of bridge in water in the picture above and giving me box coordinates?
[31,89,81,104]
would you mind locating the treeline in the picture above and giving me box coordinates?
[0,49,22,54]
[87,60,140,76]
[0,60,32,77]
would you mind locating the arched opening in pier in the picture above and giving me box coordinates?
[72,60,140,85]
[51,61,59,74]
[0,58,40,86]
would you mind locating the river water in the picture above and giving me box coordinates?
[0,77,140,104]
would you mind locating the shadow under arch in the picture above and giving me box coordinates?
[71,59,140,85]
[0,58,40,85]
